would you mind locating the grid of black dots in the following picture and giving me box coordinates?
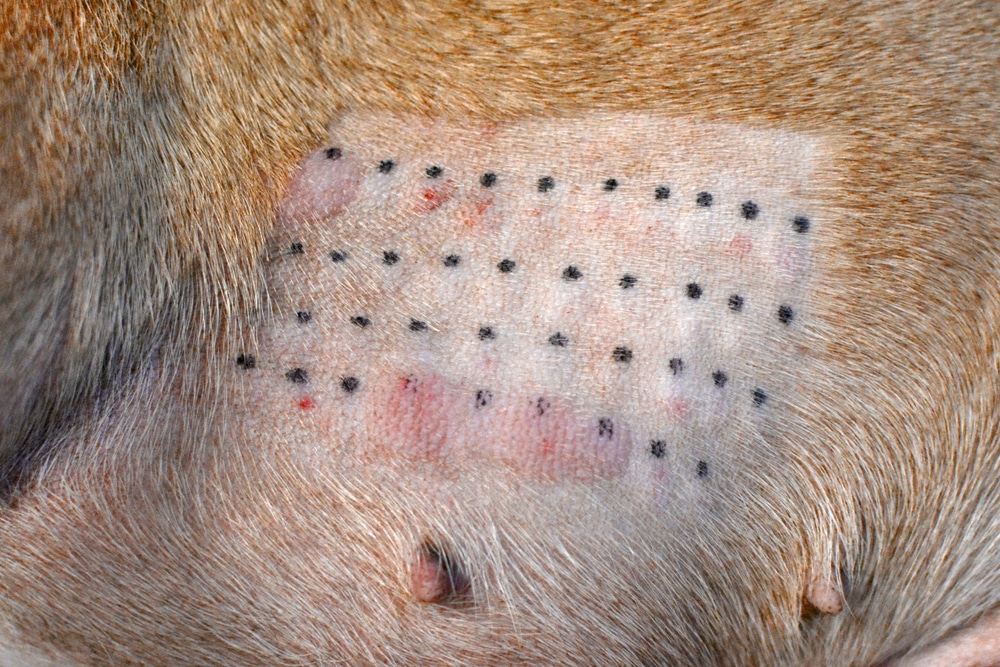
[263,152,810,472]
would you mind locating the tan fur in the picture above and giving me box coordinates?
[1,1,999,664]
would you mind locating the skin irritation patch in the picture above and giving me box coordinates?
[241,113,824,491]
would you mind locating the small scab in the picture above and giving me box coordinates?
[480,172,497,187]
[741,201,760,220]
[324,147,342,160]
[330,250,347,263]
[696,192,714,207]
[729,294,745,312]
[649,440,666,458]
[548,332,569,347]
[286,368,309,384]
[538,176,555,193]
[409,319,428,332]
[478,326,496,341]
[620,274,638,289]
[341,376,360,393]
[712,371,728,388]
[793,215,811,233]
[654,186,671,201]
[598,418,614,438]
[612,346,633,363]
[383,250,401,266]
[289,242,304,255]
[296,311,312,324]
[497,258,516,274]
[603,178,618,192]
[425,165,443,178]
[778,305,794,324]
[686,283,703,300]
[535,397,551,416]
[350,315,370,328]
[562,265,583,281]
[443,254,461,267]
[378,160,395,174]
[697,460,709,478]
[236,354,256,370]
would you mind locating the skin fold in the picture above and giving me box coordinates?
[1,1,999,664]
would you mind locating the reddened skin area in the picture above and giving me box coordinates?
[0,2,998,666]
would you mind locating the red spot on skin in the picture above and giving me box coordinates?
[298,396,316,410]
[667,398,690,418]
[460,197,494,229]
[594,202,612,225]
[414,180,456,213]
[528,208,542,218]
[479,120,500,139]
[725,235,753,259]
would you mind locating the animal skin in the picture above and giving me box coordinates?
[1,1,999,665]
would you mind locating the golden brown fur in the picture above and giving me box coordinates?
[1,1,999,664]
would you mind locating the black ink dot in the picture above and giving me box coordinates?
[538,176,555,193]
[350,315,370,328]
[548,332,568,347]
[341,376,360,393]
[475,389,493,408]
[650,440,666,459]
[289,242,304,255]
[778,305,794,324]
[443,254,461,267]
[697,460,709,478]
[620,274,638,289]
[236,354,256,369]
[409,319,428,332]
[535,397,550,416]
[383,250,400,265]
[612,346,633,363]
[741,201,760,220]
[598,418,614,438]
[712,371,728,388]
[729,294,744,312]
[286,368,308,384]
[478,326,496,341]
[378,160,394,174]
[562,265,583,281]
[752,388,768,407]
[325,147,342,160]
[696,191,713,207]
[498,258,516,273]
[480,172,497,187]
[425,165,443,178]
[330,249,347,262]
[668,357,684,375]
[655,185,671,201]
[296,311,311,324]
[686,283,703,300]
[603,178,618,192]
[793,216,810,233]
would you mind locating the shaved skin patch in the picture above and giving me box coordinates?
[241,113,826,494]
